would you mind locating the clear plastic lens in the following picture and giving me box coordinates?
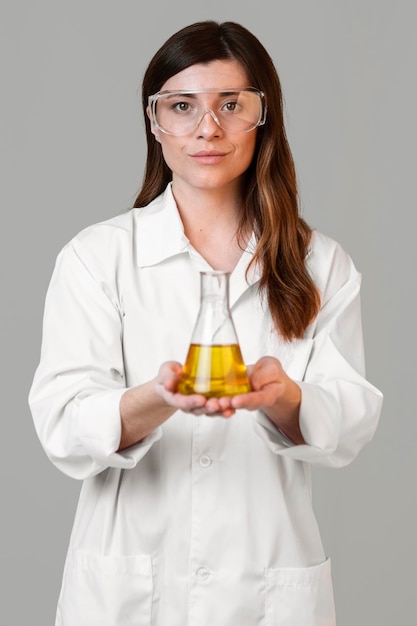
[149,88,266,135]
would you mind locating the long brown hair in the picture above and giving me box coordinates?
[134,21,320,340]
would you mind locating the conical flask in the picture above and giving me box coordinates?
[178,271,251,397]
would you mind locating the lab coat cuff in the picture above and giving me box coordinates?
[253,382,341,458]
[253,412,296,450]
[77,389,162,469]
[297,381,341,452]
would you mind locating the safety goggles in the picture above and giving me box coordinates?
[148,88,267,136]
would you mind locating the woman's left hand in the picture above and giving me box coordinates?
[232,356,300,411]
[230,356,304,443]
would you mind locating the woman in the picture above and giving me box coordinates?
[29,20,383,626]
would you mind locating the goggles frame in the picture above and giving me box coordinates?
[148,87,267,136]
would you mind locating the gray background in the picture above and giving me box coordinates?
[1,1,416,624]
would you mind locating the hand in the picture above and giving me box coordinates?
[231,356,304,443]
[155,361,237,418]
[119,361,237,451]
[231,356,299,411]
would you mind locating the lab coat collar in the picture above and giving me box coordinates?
[135,184,190,267]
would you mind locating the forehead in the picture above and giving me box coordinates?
[160,60,250,92]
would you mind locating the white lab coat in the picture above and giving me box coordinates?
[29,184,383,626]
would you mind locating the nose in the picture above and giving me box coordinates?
[195,109,222,136]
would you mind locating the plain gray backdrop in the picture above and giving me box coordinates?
[1,1,416,624]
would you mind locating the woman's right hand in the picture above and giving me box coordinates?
[119,361,236,450]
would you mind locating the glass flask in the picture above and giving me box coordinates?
[178,271,251,397]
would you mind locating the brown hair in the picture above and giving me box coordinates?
[134,21,320,340]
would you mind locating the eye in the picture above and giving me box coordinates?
[170,100,194,113]
[222,100,239,113]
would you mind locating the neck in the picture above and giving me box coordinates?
[171,181,243,232]
[171,181,250,272]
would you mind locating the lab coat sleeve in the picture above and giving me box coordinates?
[28,240,162,480]
[254,239,383,468]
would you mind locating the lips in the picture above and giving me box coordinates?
[191,150,226,157]
[189,150,227,164]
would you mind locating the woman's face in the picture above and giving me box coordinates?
[148,60,258,196]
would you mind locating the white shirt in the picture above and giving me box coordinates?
[29,184,383,626]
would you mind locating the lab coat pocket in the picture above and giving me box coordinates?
[267,333,314,382]
[57,548,153,626]
[265,558,336,626]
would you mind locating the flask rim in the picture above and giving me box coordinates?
[200,270,230,277]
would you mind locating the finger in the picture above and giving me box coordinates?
[175,393,207,410]
[157,362,184,391]
[204,398,222,413]
[193,407,236,418]
[217,396,235,411]
[249,363,284,391]
[163,375,180,393]
[231,386,278,410]
[157,386,207,411]
[204,397,234,412]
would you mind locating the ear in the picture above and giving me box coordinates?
[147,105,161,142]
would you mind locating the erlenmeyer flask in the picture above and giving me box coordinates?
[178,271,251,397]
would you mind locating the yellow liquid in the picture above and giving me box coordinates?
[178,344,251,397]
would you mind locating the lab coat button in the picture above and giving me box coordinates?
[199,455,212,467]
[196,567,210,580]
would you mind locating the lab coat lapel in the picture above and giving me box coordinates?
[229,235,261,308]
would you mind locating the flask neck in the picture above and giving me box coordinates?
[192,271,236,346]
[200,271,230,306]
